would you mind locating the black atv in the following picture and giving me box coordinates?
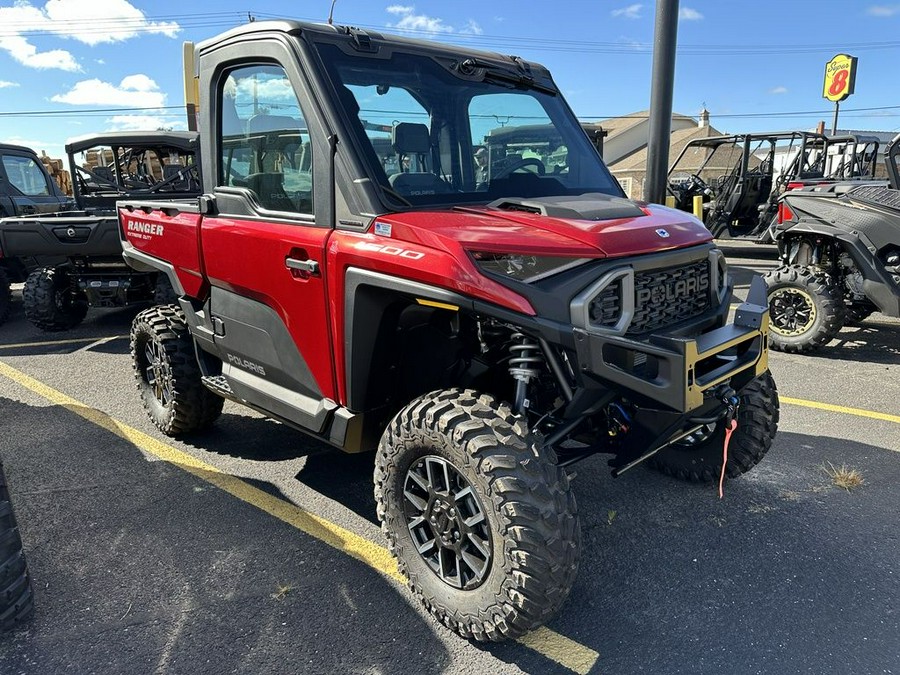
[764,133,900,353]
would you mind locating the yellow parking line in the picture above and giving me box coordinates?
[782,396,900,426]
[0,335,129,350]
[0,359,599,675]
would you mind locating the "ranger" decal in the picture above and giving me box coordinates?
[125,218,165,239]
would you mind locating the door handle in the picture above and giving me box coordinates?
[285,257,320,275]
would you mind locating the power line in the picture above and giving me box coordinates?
[0,10,897,57]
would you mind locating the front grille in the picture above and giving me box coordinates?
[628,261,710,334]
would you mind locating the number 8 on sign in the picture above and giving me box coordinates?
[823,54,857,103]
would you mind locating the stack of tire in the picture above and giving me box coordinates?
[0,456,34,631]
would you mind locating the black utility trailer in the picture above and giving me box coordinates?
[0,132,200,330]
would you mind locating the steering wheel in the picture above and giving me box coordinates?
[493,157,546,180]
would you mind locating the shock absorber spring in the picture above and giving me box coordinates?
[509,332,544,413]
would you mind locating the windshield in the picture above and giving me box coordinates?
[314,43,622,207]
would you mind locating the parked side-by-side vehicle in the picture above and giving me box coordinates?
[118,20,779,640]
[0,132,200,330]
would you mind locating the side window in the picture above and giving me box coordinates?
[219,64,314,215]
[2,155,51,196]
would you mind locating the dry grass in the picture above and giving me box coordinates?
[823,462,865,492]
[271,583,295,601]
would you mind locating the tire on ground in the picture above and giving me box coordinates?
[0,267,11,326]
[0,456,35,632]
[131,305,224,436]
[648,371,779,483]
[764,265,845,353]
[375,388,580,641]
[23,267,88,331]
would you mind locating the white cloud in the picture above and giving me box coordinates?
[385,5,479,35]
[51,75,166,107]
[461,19,483,35]
[769,86,788,94]
[867,5,900,16]
[0,0,180,72]
[0,33,80,71]
[105,114,187,132]
[612,4,643,19]
[679,7,704,20]
[0,80,20,89]
[0,136,63,157]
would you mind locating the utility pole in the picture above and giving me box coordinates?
[644,0,679,204]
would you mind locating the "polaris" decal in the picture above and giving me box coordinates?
[354,241,425,260]
[225,353,267,376]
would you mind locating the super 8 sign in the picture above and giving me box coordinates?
[823,54,858,102]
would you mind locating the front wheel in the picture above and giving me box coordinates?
[375,389,580,641]
[764,265,845,353]
[23,267,88,331]
[131,305,223,436]
[648,371,780,483]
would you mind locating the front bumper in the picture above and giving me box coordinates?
[572,276,770,413]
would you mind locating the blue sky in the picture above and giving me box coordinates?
[1,0,899,160]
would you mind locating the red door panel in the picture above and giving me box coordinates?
[200,216,335,400]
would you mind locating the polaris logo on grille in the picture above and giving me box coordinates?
[637,274,709,306]
[655,228,670,238]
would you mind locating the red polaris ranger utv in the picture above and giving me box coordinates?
[119,20,779,641]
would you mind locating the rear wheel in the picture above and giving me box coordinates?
[648,371,779,483]
[764,265,845,353]
[131,305,223,436]
[23,267,88,331]
[0,456,35,632]
[0,267,10,326]
[375,389,580,641]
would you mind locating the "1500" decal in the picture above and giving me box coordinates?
[354,241,425,260]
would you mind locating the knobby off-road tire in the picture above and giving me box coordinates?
[0,457,35,631]
[764,265,845,353]
[375,389,580,642]
[0,267,11,326]
[23,267,88,332]
[131,305,223,436]
[648,371,780,483]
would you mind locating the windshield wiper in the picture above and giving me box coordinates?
[456,58,557,96]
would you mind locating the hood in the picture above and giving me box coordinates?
[382,193,713,258]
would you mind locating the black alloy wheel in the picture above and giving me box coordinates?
[403,455,492,590]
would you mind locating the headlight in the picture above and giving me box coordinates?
[470,252,589,283]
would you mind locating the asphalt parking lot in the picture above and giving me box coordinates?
[0,243,898,675]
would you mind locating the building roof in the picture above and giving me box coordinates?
[609,123,728,172]
[583,110,697,141]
